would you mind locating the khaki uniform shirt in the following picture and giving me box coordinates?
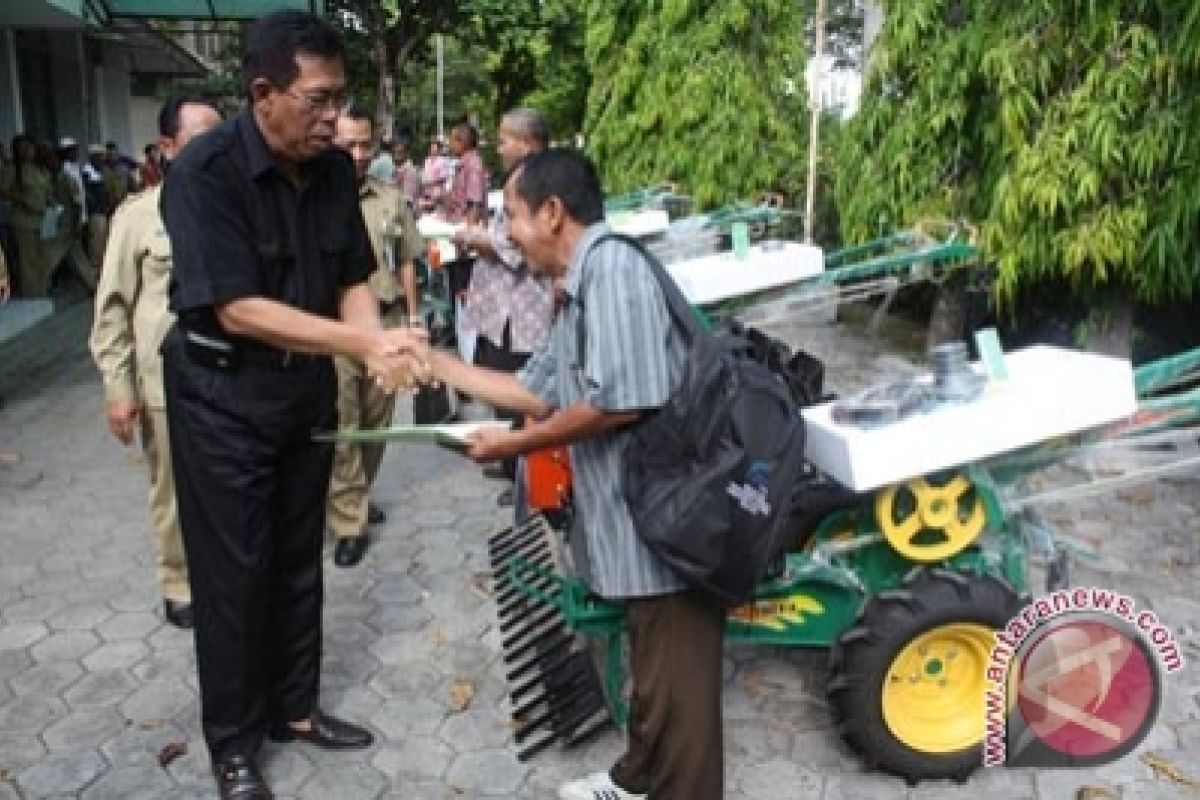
[89,185,173,408]
[0,163,52,230]
[358,177,420,305]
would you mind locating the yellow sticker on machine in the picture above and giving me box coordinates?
[728,594,825,631]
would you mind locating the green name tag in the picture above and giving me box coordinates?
[731,221,750,260]
[974,327,1009,381]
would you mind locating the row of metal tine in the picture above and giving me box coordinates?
[488,514,611,761]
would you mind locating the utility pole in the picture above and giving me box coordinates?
[804,0,827,244]
[436,33,444,141]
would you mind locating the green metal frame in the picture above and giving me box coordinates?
[500,466,1026,726]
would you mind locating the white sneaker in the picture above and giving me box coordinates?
[557,771,647,800]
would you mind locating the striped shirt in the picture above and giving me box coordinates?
[518,223,687,599]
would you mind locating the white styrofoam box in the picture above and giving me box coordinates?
[608,208,671,238]
[487,189,504,215]
[417,216,464,239]
[801,346,1138,492]
[416,216,464,262]
[665,242,825,306]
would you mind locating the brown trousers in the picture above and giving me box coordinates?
[610,590,726,800]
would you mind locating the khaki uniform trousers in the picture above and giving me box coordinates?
[87,213,109,276]
[13,225,48,297]
[141,405,189,602]
[326,341,398,540]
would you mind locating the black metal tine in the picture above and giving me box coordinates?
[514,680,596,743]
[551,688,607,737]
[502,623,568,666]
[511,647,582,701]
[563,714,612,749]
[500,603,562,640]
[509,665,589,718]
[516,730,562,762]
[487,517,546,551]
[495,573,558,610]
[490,535,549,565]
[506,634,571,681]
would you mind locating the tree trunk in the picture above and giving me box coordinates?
[375,34,394,141]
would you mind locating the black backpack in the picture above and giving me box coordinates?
[579,234,808,606]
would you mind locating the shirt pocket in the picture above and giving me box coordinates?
[145,234,172,279]
[255,239,295,302]
[317,220,353,281]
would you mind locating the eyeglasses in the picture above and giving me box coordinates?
[285,88,351,116]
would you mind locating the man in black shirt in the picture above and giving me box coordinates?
[159,11,426,799]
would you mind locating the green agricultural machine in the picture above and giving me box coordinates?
[486,277,1200,783]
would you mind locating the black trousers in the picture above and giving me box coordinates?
[473,323,531,480]
[161,329,336,762]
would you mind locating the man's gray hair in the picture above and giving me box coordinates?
[502,107,551,149]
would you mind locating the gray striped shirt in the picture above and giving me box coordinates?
[518,223,688,598]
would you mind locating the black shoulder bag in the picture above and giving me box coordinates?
[578,234,808,606]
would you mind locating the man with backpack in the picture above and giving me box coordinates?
[429,148,726,800]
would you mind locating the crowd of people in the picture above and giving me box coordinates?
[18,8,723,800]
[0,134,166,302]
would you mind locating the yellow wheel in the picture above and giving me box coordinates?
[881,623,994,753]
[828,568,1023,783]
[875,473,986,562]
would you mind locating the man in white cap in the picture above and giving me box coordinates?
[57,137,86,228]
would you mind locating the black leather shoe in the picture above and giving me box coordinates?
[163,599,193,629]
[269,709,374,750]
[213,754,272,799]
[367,501,386,525]
[334,535,369,568]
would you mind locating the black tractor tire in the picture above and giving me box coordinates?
[827,567,1024,784]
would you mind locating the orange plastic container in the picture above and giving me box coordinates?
[525,445,572,511]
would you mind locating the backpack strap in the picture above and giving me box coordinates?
[574,232,706,370]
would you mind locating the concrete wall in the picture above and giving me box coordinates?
[48,31,87,146]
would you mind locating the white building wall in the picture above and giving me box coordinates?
[128,95,160,155]
[97,40,131,153]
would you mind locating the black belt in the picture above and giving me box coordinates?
[180,327,323,372]
[239,341,325,370]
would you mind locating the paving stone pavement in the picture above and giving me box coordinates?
[0,300,1197,799]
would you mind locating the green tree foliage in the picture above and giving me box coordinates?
[837,0,1200,305]
[330,0,463,139]
[584,0,810,207]
[458,0,589,138]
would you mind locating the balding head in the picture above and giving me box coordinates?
[497,107,550,172]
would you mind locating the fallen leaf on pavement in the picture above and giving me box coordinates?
[1075,787,1118,800]
[450,680,475,712]
[157,742,187,768]
[1142,752,1200,790]
[430,624,447,647]
[0,451,19,463]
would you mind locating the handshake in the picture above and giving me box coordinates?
[361,324,437,394]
